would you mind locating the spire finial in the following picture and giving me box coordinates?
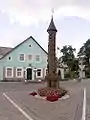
[51,8,54,17]
[47,8,57,32]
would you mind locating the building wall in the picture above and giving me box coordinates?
[0,55,3,58]
[0,37,48,81]
[57,68,64,80]
[0,60,4,80]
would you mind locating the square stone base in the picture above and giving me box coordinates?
[45,73,60,88]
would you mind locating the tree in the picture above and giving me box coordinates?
[78,39,90,77]
[71,59,79,71]
[60,45,76,66]
[78,39,90,65]
[60,45,76,78]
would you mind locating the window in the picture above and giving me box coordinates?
[19,54,25,61]
[37,69,42,77]
[28,55,32,61]
[16,68,23,77]
[7,56,12,61]
[6,68,13,77]
[9,57,11,60]
[36,55,40,61]
[29,45,32,47]
[8,56,12,60]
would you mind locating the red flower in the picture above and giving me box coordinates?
[29,92,37,96]
[38,87,67,98]
[46,94,59,102]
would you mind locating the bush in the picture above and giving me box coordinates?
[85,70,90,78]
[64,72,71,78]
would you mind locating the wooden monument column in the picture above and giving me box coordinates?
[45,16,60,88]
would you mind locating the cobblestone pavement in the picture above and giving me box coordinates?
[0,80,89,120]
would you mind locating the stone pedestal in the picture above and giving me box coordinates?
[45,73,60,88]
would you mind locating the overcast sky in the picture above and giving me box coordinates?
[0,0,90,57]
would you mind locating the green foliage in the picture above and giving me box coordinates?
[84,39,90,58]
[60,45,76,64]
[85,64,90,78]
[78,39,90,64]
[60,45,77,79]
[64,71,78,79]
[78,45,85,56]
[78,39,90,74]
[71,59,79,71]
[64,72,71,79]
[85,70,90,78]
[58,39,90,79]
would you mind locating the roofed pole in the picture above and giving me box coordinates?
[45,10,60,88]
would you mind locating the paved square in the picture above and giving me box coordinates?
[0,80,89,120]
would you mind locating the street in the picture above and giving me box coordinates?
[0,80,90,120]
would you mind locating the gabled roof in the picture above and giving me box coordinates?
[0,47,12,56]
[0,36,48,60]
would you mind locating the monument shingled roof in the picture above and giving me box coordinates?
[47,17,57,32]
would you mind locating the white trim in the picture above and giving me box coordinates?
[25,67,33,80]
[16,67,23,78]
[45,68,48,76]
[36,68,42,78]
[18,53,25,62]
[5,67,13,78]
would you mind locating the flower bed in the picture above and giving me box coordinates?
[46,94,59,102]
[38,87,67,97]
[29,87,68,102]
[29,91,37,96]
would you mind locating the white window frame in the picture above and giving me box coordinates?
[45,68,48,76]
[5,67,13,78]
[36,68,42,78]
[19,53,25,61]
[35,55,41,62]
[27,54,33,61]
[16,67,23,78]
